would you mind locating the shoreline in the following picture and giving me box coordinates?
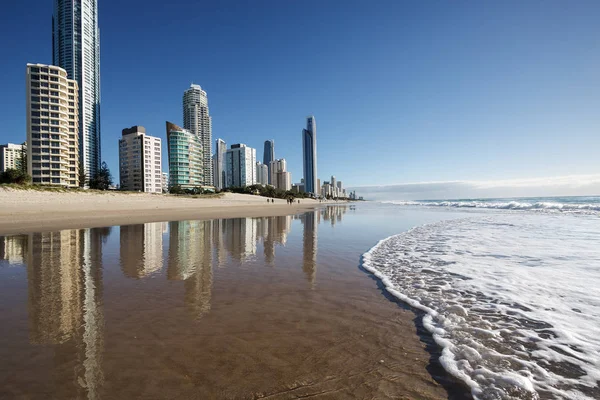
[0,189,331,235]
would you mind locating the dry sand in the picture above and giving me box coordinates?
[0,188,325,235]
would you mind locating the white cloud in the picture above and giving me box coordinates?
[348,174,600,200]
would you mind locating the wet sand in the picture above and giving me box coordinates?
[0,207,470,399]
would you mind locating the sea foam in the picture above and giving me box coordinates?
[362,213,600,399]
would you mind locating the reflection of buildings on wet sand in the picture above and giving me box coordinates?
[168,220,213,319]
[212,219,228,268]
[301,211,318,286]
[23,227,109,400]
[119,222,166,278]
[0,235,28,265]
[222,217,258,262]
[257,215,292,265]
[210,216,292,266]
[322,205,348,226]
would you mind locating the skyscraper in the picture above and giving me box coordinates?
[183,84,212,186]
[213,138,227,190]
[263,140,274,184]
[302,116,318,194]
[53,0,101,181]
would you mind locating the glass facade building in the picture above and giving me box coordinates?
[302,116,318,195]
[263,140,274,184]
[52,0,101,181]
[166,122,203,190]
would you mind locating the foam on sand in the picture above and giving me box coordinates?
[362,213,600,399]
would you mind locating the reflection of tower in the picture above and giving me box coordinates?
[26,227,109,399]
[27,230,84,345]
[212,219,227,268]
[168,221,213,319]
[120,223,164,278]
[80,227,108,400]
[184,220,213,320]
[301,212,318,286]
[0,235,28,265]
[168,221,203,280]
[223,218,258,262]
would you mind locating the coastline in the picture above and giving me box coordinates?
[0,189,328,235]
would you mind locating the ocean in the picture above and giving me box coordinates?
[364,196,600,399]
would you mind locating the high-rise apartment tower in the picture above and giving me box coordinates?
[118,126,162,193]
[26,63,80,187]
[53,0,101,180]
[166,121,203,190]
[183,84,212,186]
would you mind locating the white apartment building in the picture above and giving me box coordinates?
[26,63,80,187]
[119,126,162,193]
[269,158,292,191]
[256,162,269,186]
[0,143,24,172]
[226,144,256,187]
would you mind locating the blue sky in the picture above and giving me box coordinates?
[1,0,599,195]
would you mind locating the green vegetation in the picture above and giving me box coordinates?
[78,160,87,188]
[224,185,310,200]
[169,185,216,195]
[0,168,31,185]
[89,161,113,190]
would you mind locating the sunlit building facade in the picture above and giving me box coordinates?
[53,0,101,180]
[26,63,80,187]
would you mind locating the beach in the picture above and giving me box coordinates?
[0,189,325,235]
[0,198,471,399]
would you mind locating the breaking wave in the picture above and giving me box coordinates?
[362,214,600,399]
[383,198,600,214]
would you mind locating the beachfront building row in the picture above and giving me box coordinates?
[166,121,203,190]
[118,126,162,193]
[0,143,25,173]
[26,63,80,187]
[322,176,347,198]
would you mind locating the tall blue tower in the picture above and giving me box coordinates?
[302,116,317,195]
